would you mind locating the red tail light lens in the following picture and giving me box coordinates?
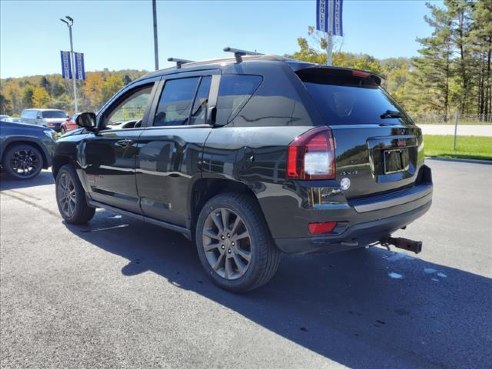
[287,126,335,180]
[308,221,337,234]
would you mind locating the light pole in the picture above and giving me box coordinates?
[152,0,159,70]
[60,16,78,112]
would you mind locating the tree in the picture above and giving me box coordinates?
[22,85,35,108]
[470,0,492,121]
[412,3,455,120]
[102,75,124,102]
[84,72,104,110]
[287,36,383,75]
[40,76,51,94]
[446,0,474,114]
[0,93,12,115]
[32,86,50,108]
[123,74,132,85]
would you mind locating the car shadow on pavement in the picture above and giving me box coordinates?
[66,210,492,369]
[0,170,54,191]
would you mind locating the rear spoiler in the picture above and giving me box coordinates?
[295,66,383,87]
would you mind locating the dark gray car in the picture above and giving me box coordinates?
[0,120,56,179]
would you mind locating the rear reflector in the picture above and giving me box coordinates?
[308,222,337,234]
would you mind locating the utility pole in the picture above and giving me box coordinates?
[60,16,78,112]
[152,0,159,70]
[326,0,334,66]
[326,33,333,66]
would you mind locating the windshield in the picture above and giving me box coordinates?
[42,110,66,119]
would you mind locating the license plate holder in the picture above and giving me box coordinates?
[384,149,409,174]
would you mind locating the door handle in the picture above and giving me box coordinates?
[114,139,134,148]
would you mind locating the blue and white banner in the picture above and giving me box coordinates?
[316,0,328,33]
[74,52,85,80]
[332,0,343,36]
[316,0,344,36]
[60,51,72,79]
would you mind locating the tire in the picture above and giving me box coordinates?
[2,144,43,179]
[195,193,280,293]
[55,164,95,224]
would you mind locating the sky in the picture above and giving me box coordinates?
[0,0,442,78]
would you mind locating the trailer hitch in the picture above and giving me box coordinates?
[380,236,423,254]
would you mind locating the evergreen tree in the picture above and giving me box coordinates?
[413,3,454,120]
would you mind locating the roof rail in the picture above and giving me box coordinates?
[223,47,263,63]
[167,57,195,69]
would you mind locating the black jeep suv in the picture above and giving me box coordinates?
[53,50,432,292]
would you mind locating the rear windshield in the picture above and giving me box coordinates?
[42,110,66,118]
[298,69,407,125]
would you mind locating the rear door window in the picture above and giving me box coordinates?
[154,78,200,126]
[216,75,262,125]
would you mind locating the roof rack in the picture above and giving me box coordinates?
[167,57,195,69]
[223,47,263,63]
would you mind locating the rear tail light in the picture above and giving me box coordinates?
[287,126,335,180]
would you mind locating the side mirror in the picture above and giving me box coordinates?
[76,112,97,130]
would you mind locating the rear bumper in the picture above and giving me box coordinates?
[264,165,433,254]
[275,200,431,254]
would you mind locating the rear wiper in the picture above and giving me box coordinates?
[380,110,402,119]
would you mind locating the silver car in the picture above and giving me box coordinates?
[20,109,68,132]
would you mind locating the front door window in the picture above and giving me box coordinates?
[103,85,153,129]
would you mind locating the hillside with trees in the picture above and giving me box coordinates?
[0,0,490,122]
[0,69,147,115]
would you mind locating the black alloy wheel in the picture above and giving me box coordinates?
[195,193,280,292]
[2,144,43,179]
[55,164,95,224]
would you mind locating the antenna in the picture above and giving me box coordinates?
[223,47,263,63]
[167,57,194,69]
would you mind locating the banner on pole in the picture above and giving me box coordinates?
[316,0,328,33]
[60,51,72,79]
[74,52,85,80]
[316,0,344,36]
[332,0,343,36]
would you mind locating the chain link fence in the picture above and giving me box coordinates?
[413,114,492,125]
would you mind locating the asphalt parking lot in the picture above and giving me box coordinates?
[1,159,491,369]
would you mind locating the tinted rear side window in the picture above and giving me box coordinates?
[298,69,406,125]
[216,75,262,125]
[154,77,199,126]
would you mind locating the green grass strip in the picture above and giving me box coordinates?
[424,135,492,161]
